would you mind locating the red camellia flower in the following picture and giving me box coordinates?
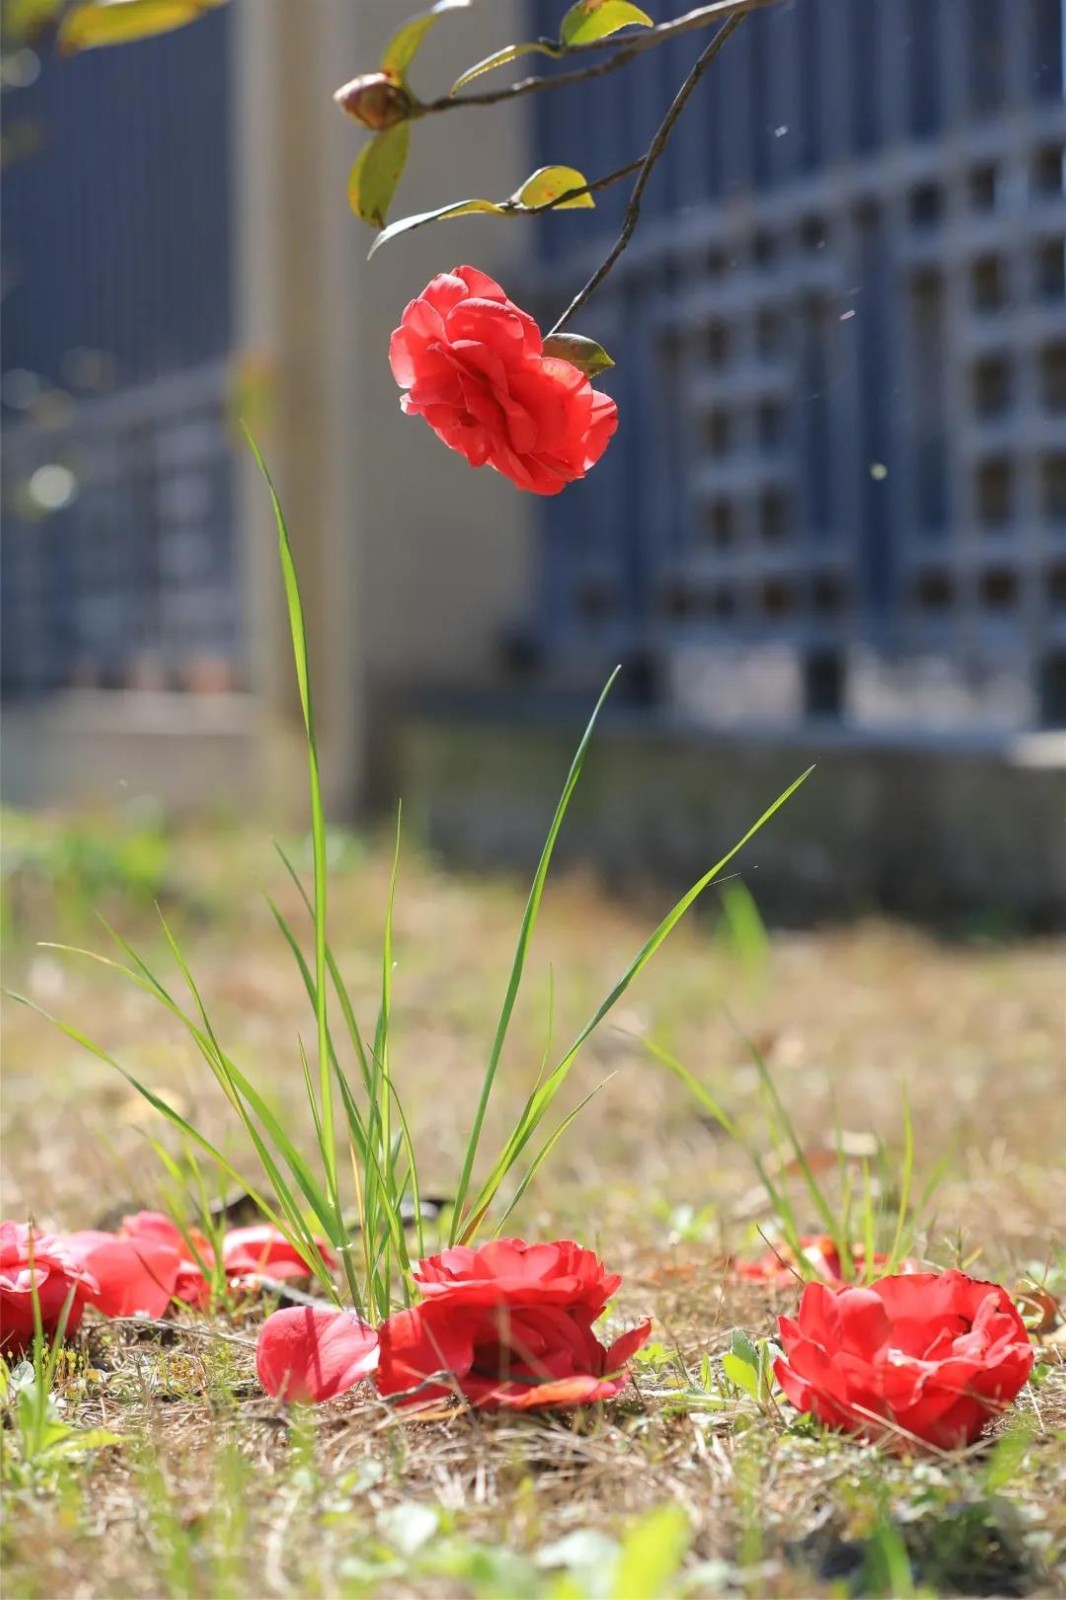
[120,1211,214,1308]
[255,1237,648,1410]
[733,1234,918,1288]
[389,266,618,495]
[63,1229,182,1320]
[220,1224,336,1287]
[0,1221,99,1354]
[775,1271,1035,1450]
[412,1238,621,1318]
[119,1213,335,1307]
[376,1297,650,1412]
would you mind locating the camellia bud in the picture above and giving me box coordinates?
[333,73,415,132]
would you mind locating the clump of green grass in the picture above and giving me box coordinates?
[15,447,809,1324]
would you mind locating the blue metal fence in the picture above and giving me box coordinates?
[1,7,236,697]
[529,0,1066,727]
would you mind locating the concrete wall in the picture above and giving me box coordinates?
[397,708,1066,927]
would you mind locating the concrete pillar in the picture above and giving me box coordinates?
[235,0,535,821]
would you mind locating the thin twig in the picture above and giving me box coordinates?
[419,0,778,116]
[547,13,746,337]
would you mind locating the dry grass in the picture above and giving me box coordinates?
[2,815,1064,1598]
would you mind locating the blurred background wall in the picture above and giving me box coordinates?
[2,0,1065,920]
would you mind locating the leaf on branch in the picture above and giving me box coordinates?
[450,40,560,94]
[559,0,654,47]
[368,195,506,258]
[381,0,471,82]
[57,0,225,53]
[348,123,412,229]
[542,332,615,376]
[513,165,594,210]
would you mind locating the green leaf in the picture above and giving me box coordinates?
[542,333,615,377]
[382,0,470,82]
[722,1353,760,1398]
[58,0,224,54]
[559,0,654,48]
[368,195,505,257]
[513,164,594,210]
[348,124,411,229]
[451,40,559,94]
[612,1506,691,1600]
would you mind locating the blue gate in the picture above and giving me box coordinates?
[1,7,236,697]
[529,0,1066,727]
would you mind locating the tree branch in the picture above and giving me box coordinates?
[546,12,746,337]
[419,0,778,116]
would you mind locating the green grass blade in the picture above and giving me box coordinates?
[490,1079,610,1238]
[643,1036,740,1141]
[450,667,622,1241]
[743,1027,840,1241]
[463,767,812,1234]
[888,1088,915,1271]
[245,432,336,1204]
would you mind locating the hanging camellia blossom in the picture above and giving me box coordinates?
[256,1236,649,1411]
[389,266,618,495]
[774,1270,1035,1451]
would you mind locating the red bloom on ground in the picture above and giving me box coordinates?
[775,1271,1035,1450]
[221,1224,336,1287]
[255,1237,649,1411]
[63,1230,181,1320]
[120,1211,215,1308]
[733,1234,918,1288]
[413,1238,621,1320]
[119,1213,334,1306]
[0,1221,99,1354]
[389,265,618,495]
[376,1298,650,1412]
[256,1306,379,1403]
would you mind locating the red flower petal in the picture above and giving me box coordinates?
[222,1225,334,1283]
[256,1307,379,1403]
[64,1231,180,1320]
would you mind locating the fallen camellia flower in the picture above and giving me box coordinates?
[389,266,618,496]
[256,1237,649,1411]
[64,1229,181,1320]
[775,1270,1035,1450]
[732,1234,918,1288]
[119,1212,336,1307]
[0,1221,99,1355]
[376,1295,649,1412]
[119,1211,215,1308]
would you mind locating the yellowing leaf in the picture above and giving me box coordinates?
[58,0,225,53]
[542,333,615,376]
[451,40,559,94]
[368,196,505,258]
[514,165,594,210]
[382,0,471,82]
[347,123,411,229]
[559,0,654,48]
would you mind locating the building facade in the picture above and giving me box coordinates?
[529,0,1066,730]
